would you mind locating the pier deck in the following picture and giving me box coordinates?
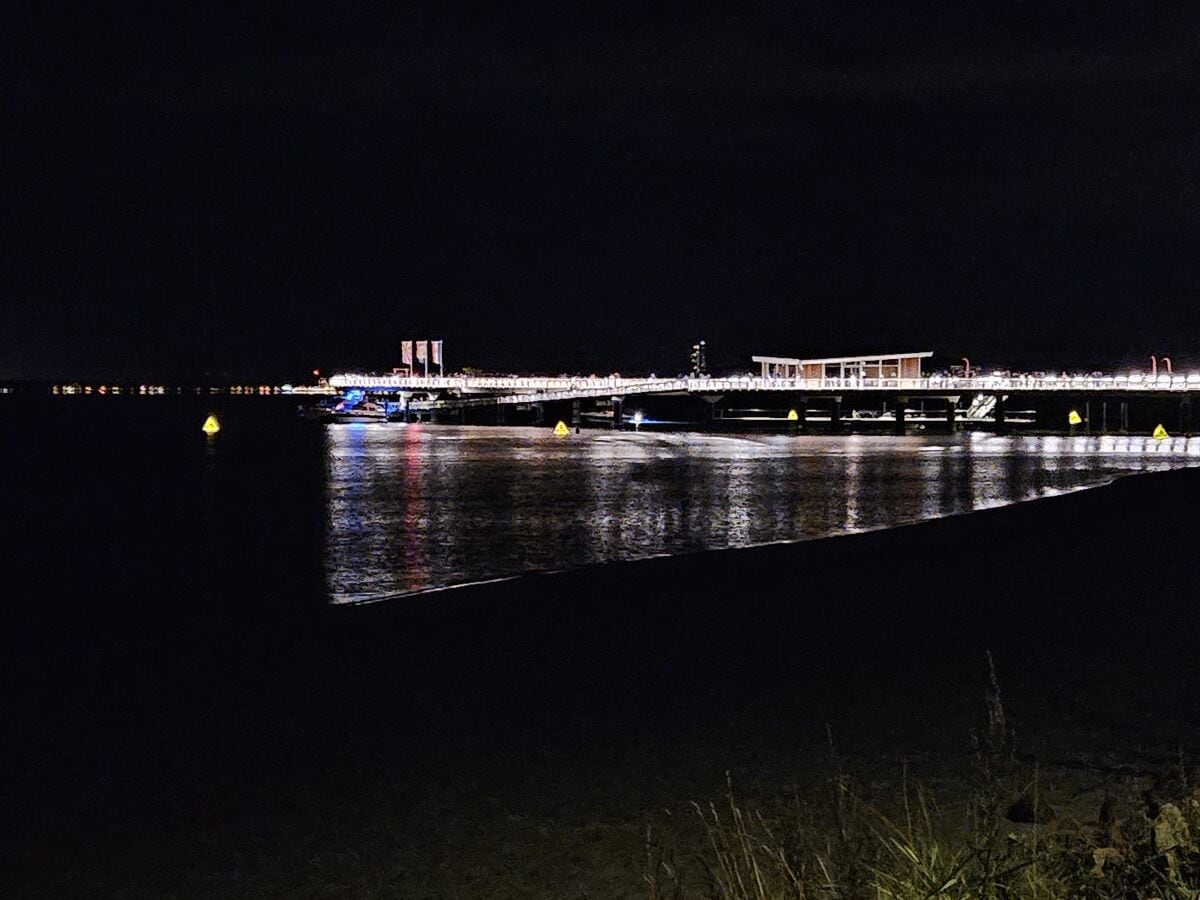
[330,372,1200,405]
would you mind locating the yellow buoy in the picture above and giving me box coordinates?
[553,420,569,437]
[1067,409,1083,426]
[1153,423,1169,440]
[202,414,221,435]
[786,408,799,421]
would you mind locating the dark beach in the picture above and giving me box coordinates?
[3,399,1199,897]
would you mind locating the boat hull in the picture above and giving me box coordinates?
[302,407,392,424]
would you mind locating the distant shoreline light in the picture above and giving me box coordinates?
[34,384,335,396]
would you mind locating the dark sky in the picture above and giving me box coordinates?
[6,3,1200,380]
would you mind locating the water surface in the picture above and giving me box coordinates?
[324,426,1200,602]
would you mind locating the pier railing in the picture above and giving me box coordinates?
[329,372,1200,398]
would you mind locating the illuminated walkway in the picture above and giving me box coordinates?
[329,372,1200,407]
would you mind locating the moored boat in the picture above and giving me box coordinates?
[302,393,401,423]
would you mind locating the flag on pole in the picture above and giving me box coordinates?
[415,340,427,364]
[401,340,413,367]
[431,340,442,365]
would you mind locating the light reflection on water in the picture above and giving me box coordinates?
[323,427,1200,603]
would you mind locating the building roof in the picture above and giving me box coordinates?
[751,351,933,365]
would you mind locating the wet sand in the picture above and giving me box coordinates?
[5,464,1200,897]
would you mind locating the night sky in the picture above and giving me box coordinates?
[7,3,1199,381]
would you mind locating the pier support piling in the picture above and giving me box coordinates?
[892,398,906,436]
[699,395,724,431]
[945,398,956,434]
[611,396,624,430]
[994,395,1007,434]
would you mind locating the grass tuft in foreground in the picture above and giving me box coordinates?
[645,655,1200,899]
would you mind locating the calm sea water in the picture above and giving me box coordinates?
[6,402,1200,859]
[322,425,1200,603]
